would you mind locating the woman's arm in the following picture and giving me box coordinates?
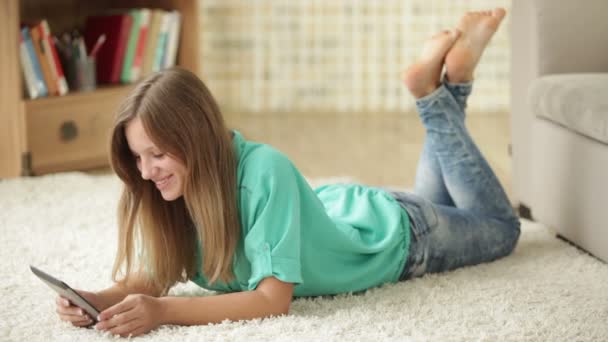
[96,272,163,309]
[161,277,294,325]
[95,277,294,336]
[56,272,163,327]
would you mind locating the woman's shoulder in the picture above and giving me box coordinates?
[236,138,301,193]
[241,142,293,171]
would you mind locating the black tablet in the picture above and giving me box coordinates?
[30,265,100,322]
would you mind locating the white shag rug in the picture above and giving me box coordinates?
[1,172,607,342]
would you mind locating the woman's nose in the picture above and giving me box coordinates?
[140,158,157,180]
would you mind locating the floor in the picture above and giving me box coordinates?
[224,111,513,201]
[6,173,607,341]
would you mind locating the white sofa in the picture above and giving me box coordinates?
[511,0,608,262]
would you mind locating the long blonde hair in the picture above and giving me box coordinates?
[109,68,240,294]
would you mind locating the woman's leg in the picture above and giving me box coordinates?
[413,79,471,207]
[410,9,488,206]
[414,136,455,206]
[404,30,461,206]
[443,79,473,113]
[423,8,509,214]
[399,8,520,279]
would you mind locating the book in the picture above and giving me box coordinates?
[131,8,151,81]
[162,11,181,69]
[84,14,133,84]
[20,27,47,98]
[120,9,143,83]
[39,20,68,96]
[20,30,40,99]
[152,12,171,72]
[29,23,57,96]
[141,9,164,76]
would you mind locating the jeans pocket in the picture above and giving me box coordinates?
[388,191,439,240]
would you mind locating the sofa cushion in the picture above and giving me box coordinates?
[528,73,608,144]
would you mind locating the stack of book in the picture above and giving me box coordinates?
[19,8,182,100]
[19,20,68,99]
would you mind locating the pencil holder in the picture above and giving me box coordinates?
[66,58,96,92]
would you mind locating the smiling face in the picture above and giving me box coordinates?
[125,117,187,201]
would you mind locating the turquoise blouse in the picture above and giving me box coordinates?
[191,130,410,297]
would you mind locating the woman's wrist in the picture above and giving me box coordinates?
[95,285,129,311]
[156,296,172,325]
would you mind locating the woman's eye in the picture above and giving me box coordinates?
[153,153,165,159]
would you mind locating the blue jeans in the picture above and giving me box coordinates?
[390,80,521,280]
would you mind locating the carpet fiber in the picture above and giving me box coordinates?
[1,172,607,341]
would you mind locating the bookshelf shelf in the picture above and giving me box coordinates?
[24,84,135,106]
[23,84,135,104]
[0,0,201,178]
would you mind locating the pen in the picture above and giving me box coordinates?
[72,40,80,61]
[89,34,106,59]
[78,37,87,62]
[52,36,65,54]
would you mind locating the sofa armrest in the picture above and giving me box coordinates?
[510,0,608,207]
[529,73,608,144]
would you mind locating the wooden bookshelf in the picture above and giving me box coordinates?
[0,0,201,177]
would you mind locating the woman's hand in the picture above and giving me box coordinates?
[55,290,107,327]
[94,294,165,337]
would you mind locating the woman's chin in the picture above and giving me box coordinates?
[160,190,182,201]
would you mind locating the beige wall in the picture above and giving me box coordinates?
[199,0,512,115]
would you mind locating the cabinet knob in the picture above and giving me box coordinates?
[60,121,79,142]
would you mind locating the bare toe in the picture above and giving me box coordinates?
[444,8,506,83]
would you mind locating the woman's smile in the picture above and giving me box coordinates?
[155,175,173,190]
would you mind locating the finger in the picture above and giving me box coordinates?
[122,326,148,338]
[58,312,92,325]
[57,311,86,321]
[72,315,94,327]
[97,309,138,331]
[57,311,90,322]
[126,327,147,338]
[56,296,71,307]
[56,305,88,317]
[98,298,136,321]
[107,320,144,338]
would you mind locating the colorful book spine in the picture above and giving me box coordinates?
[162,11,181,69]
[152,12,171,72]
[20,27,47,98]
[131,8,151,81]
[29,23,57,96]
[39,20,69,95]
[111,15,134,83]
[121,9,142,83]
[141,9,164,76]
[20,32,40,99]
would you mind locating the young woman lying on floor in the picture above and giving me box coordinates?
[55,8,519,337]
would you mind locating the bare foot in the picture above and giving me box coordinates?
[445,8,506,83]
[403,29,460,98]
